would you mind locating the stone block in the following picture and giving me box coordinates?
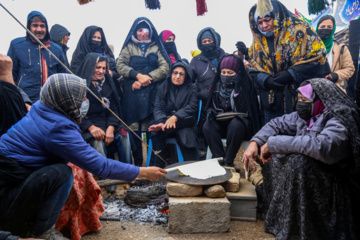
[224,172,240,192]
[168,197,230,233]
[166,182,203,197]
[226,179,257,221]
[204,185,226,198]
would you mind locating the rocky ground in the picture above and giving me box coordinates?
[82,146,274,240]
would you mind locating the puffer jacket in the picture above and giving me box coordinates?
[251,111,350,165]
[7,11,67,102]
[331,41,355,86]
[116,41,169,82]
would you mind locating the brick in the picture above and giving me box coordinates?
[224,172,240,192]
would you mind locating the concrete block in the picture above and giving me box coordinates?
[166,182,203,197]
[226,179,257,221]
[168,197,230,233]
[224,172,240,192]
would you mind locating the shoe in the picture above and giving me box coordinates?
[37,226,69,240]
[224,162,235,168]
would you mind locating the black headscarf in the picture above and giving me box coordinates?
[197,27,222,61]
[0,81,27,136]
[206,54,262,134]
[157,60,194,101]
[70,26,115,74]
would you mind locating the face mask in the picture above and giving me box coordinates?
[258,27,274,37]
[296,101,312,121]
[91,40,102,49]
[79,99,89,119]
[163,41,177,54]
[317,29,333,40]
[220,74,235,88]
[201,42,216,53]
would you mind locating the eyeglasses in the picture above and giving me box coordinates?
[172,71,185,77]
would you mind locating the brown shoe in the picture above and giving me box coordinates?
[245,158,263,186]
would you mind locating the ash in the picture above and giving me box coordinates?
[101,179,169,226]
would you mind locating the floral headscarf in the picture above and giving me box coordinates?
[248,0,327,75]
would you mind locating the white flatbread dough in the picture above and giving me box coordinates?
[177,159,226,179]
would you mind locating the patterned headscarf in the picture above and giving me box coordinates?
[40,73,87,124]
[305,78,360,175]
[248,0,327,74]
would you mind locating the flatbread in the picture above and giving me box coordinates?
[172,159,226,180]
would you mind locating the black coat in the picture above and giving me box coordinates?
[75,53,122,138]
[152,60,198,148]
[49,24,70,67]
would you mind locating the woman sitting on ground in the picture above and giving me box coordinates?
[203,54,261,167]
[0,73,166,239]
[242,78,360,239]
[148,60,198,167]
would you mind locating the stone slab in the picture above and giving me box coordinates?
[166,182,203,197]
[168,197,230,233]
[226,179,257,221]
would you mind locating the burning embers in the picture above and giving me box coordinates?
[101,179,169,225]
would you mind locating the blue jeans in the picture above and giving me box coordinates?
[90,133,132,164]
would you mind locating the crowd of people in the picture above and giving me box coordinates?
[0,0,360,239]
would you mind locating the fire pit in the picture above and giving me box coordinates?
[100,179,169,225]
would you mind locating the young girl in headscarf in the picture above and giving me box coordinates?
[159,30,181,63]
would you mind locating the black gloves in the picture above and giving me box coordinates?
[264,76,284,90]
[236,41,248,56]
[330,73,339,82]
[273,71,293,85]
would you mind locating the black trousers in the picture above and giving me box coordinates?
[149,131,197,168]
[203,117,250,165]
[0,156,72,237]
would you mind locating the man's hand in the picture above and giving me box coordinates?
[105,126,115,146]
[88,125,105,141]
[132,81,142,91]
[138,167,168,181]
[162,116,177,130]
[260,142,272,164]
[137,73,152,87]
[148,123,165,132]
[242,141,259,171]
[0,53,14,84]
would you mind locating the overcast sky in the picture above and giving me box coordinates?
[0,0,312,61]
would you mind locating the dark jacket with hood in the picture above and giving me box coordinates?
[116,17,171,125]
[70,26,118,77]
[190,27,226,102]
[50,24,70,67]
[152,60,198,148]
[75,53,122,139]
[7,11,67,102]
[206,54,262,135]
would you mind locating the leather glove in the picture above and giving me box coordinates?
[330,73,339,82]
[273,71,293,85]
[236,41,248,56]
[264,76,285,90]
